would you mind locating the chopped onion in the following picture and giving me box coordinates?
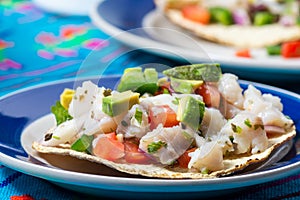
[279,15,296,26]
[233,9,251,25]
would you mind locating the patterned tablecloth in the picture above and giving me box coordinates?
[1,1,300,200]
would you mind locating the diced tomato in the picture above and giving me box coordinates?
[93,132,125,161]
[177,147,197,168]
[149,105,180,130]
[105,132,117,140]
[195,83,220,108]
[124,140,151,164]
[281,41,300,58]
[235,49,251,58]
[181,5,210,24]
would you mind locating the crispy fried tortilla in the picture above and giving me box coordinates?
[32,126,295,179]
[155,0,300,48]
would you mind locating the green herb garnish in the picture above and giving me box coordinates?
[52,135,61,140]
[51,101,73,125]
[201,168,210,174]
[229,135,234,143]
[147,141,167,153]
[231,123,242,134]
[244,118,252,128]
[163,88,170,94]
[134,108,143,124]
[172,97,180,105]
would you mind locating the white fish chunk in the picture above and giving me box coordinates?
[200,107,227,139]
[188,141,224,172]
[139,124,193,165]
[41,119,78,146]
[219,111,268,154]
[244,85,293,130]
[218,73,244,109]
[117,104,150,138]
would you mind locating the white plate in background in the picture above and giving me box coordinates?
[89,0,300,81]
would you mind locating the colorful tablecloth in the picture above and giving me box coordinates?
[1,1,300,200]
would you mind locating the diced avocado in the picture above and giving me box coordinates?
[266,45,281,55]
[170,77,203,94]
[71,134,94,153]
[163,63,222,82]
[144,68,158,82]
[209,7,233,25]
[135,68,159,94]
[177,96,205,130]
[102,90,140,117]
[117,68,144,92]
[135,83,159,95]
[117,67,158,94]
[254,12,275,26]
[60,88,75,109]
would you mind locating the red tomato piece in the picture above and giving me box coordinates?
[124,141,151,164]
[149,105,180,130]
[195,83,220,108]
[281,41,300,58]
[93,133,125,161]
[182,5,210,24]
[235,49,251,58]
[177,147,197,168]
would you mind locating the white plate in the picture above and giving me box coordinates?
[89,0,300,81]
[32,0,102,16]
[1,76,300,199]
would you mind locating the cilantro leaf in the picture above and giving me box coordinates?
[134,108,143,124]
[51,101,73,125]
[147,141,167,153]
[231,123,242,134]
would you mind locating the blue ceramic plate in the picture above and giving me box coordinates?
[0,76,300,199]
[89,0,300,81]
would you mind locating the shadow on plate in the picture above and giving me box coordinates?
[29,153,143,178]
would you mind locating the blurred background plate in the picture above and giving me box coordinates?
[32,0,102,16]
[89,0,300,82]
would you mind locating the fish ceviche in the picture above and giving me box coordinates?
[33,63,295,178]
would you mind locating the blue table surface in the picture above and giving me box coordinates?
[1,1,300,200]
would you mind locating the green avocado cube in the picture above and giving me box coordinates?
[102,90,140,117]
[144,68,158,82]
[254,12,275,26]
[71,134,94,153]
[117,67,158,94]
[209,7,233,25]
[163,63,222,82]
[170,77,203,94]
[177,96,205,130]
[266,45,281,55]
[117,68,145,92]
